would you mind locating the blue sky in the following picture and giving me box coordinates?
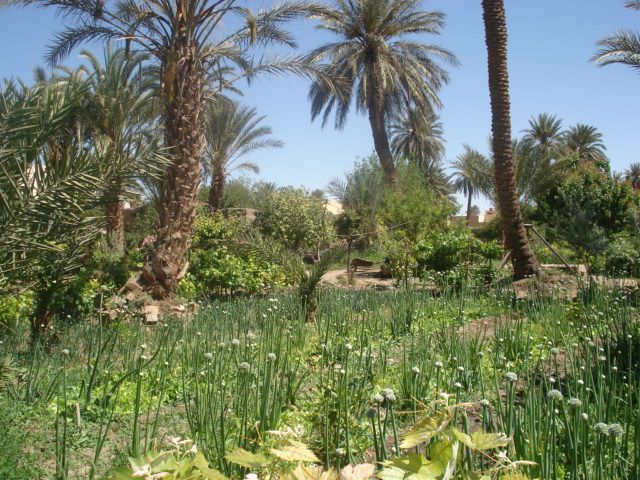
[1,1,639,213]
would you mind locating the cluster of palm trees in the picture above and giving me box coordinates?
[1,0,638,306]
[1,0,460,299]
[450,114,614,221]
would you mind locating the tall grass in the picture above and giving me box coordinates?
[0,281,638,478]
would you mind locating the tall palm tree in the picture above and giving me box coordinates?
[451,145,486,225]
[204,99,282,211]
[593,1,640,72]
[307,0,458,184]
[563,124,609,171]
[20,0,319,298]
[389,109,446,171]
[0,77,107,343]
[523,113,563,153]
[625,162,640,190]
[420,157,453,197]
[481,0,538,279]
[65,46,163,252]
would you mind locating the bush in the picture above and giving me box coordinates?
[0,291,33,331]
[539,166,637,261]
[255,187,331,252]
[603,234,640,276]
[384,228,501,286]
[187,213,286,297]
[380,163,455,243]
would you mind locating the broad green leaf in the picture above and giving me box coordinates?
[270,440,320,463]
[400,409,453,449]
[428,438,454,475]
[501,473,530,480]
[285,464,339,480]
[193,452,229,480]
[225,448,268,469]
[340,463,376,480]
[450,429,509,451]
[441,440,459,480]
[450,429,474,449]
[376,466,408,480]
[470,431,509,450]
[385,452,440,479]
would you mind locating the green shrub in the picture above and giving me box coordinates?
[384,228,501,286]
[539,165,637,261]
[0,291,33,331]
[380,163,455,243]
[50,270,102,322]
[187,213,286,296]
[255,187,332,251]
[603,234,640,276]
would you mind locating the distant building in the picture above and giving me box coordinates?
[450,208,497,228]
[325,200,343,215]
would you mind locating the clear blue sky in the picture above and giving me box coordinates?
[1,1,639,213]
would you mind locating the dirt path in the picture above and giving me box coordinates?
[321,267,396,290]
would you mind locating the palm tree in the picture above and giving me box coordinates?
[593,1,640,72]
[562,124,609,171]
[451,145,486,225]
[307,0,458,184]
[481,0,539,279]
[389,109,446,171]
[420,158,453,197]
[0,77,106,343]
[20,0,318,298]
[523,113,563,153]
[65,46,163,252]
[204,99,282,211]
[625,162,640,190]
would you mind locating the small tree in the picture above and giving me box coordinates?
[539,165,636,271]
[255,187,330,252]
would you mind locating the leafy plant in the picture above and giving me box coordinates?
[256,187,332,252]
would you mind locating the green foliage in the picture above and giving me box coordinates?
[385,228,501,285]
[187,213,286,296]
[255,187,331,251]
[124,202,158,251]
[379,406,517,480]
[334,211,363,240]
[0,291,33,331]
[539,166,636,259]
[414,229,501,273]
[380,163,455,243]
[0,400,45,479]
[49,270,102,322]
[602,233,640,276]
[112,441,227,480]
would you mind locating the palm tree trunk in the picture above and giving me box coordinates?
[105,192,125,253]
[466,188,473,226]
[142,43,205,299]
[482,0,538,280]
[208,158,225,211]
[367,95,397,185]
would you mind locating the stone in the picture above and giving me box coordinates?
[141,304,159,325]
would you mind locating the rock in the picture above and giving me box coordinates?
[350,258,374,271]
[141,304,159,325]
[171,304,186,313]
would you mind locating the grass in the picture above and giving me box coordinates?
[0,282,638,478]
